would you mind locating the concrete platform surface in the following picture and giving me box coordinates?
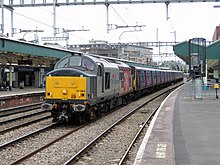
[0,87,45,98]
[134,81,220,165]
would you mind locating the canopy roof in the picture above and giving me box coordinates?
[173,40,220,64]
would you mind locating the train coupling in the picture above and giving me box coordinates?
[58,111,69,123]
[41,103,53,111]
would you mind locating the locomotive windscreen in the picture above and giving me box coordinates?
[55,55,95,71]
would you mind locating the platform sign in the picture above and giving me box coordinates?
[189,38,206,79]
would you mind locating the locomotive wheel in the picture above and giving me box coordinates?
[52,117,59,123]
[77,113,86,125]
[96,109,101,117]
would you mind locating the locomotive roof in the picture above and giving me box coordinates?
[134,66,157,71]
[84,54,121,69]
[62,53,181,73]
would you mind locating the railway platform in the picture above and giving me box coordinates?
[0,87,45,109]
[134,81,220,165]
[0,87,45,98]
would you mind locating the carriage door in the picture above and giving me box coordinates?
[130,66,135,90]
[144,71,146,87]
[150,71,153,86]
[97,63,104,98]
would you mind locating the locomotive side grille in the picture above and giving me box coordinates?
[90,77,97,99]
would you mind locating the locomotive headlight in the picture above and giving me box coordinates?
[71,93,76,98]
[47,92,52,96]
[63,89,68,95]
[53,104,58,109]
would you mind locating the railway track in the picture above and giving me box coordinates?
[0,83,182,165]
[64,91,168,164]
[0,102,43,117]
[0,103,53,145]
[0,113,51,134]
[8,124,87,165]
[0,123,57,149]
[0,109,50,125]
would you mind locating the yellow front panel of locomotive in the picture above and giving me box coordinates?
[46,76,87,100]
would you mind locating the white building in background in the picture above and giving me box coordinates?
[69,40,153,64]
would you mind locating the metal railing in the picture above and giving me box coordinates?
[183,81,219,100]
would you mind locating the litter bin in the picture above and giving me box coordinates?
[20,81,24,89]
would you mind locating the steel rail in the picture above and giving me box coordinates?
[118,105,160,165]
[0,102,43,117]
[9,124,87,165]
[0,123,57,149]
[0,115,51,134]
[0,110,49,125]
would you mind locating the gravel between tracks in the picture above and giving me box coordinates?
[0,125,75,165]
[0,108,45,123]
[19,87,172,165]
[73,94,167,165]
[0,117,52,145]
[0,83,180,165]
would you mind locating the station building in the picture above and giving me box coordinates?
[69,40,153,65]
[0,37,71,90]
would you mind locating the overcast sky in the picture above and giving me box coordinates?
[2,2,220,60]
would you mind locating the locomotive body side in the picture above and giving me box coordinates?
[44,52,183,124]
[45,53,124,123]
[118,63,132,96]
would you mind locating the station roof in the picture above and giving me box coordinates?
[206,40,220,59]
[173,40,220,65]
[0,37,76,66]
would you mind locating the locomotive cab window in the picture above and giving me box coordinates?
[69,56,82,67]
[56,57,69,69]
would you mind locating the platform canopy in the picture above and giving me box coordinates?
[206,40,220,59]
[173,39,220,64]
[0,37,80,66]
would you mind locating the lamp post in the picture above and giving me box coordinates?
[171,30,177,63]
[170,30,176,43]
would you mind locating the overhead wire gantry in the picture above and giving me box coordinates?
[0,0,218,37]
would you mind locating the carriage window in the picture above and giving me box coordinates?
[69,56,82,67]
[120,73,124,88]
[82,58,95,71]
[105,72,110,89]
[119,73,124,80]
